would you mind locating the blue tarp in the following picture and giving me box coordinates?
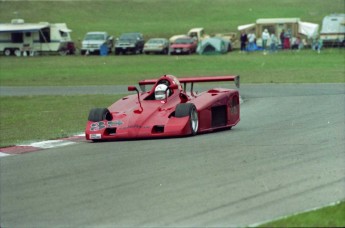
[100,43,108,56]
[246,43,263,51]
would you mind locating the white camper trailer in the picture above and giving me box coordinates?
[0,19,75,56]
[320,14,345,47]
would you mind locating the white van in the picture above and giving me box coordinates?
[0,19,75,56]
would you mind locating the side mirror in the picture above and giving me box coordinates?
[128,86,137,92]
[128,86,143,111]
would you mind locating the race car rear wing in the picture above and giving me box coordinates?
[179,76,240,88]
[139,75,240,92]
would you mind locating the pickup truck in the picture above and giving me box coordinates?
[81,31,114,55]
[114,33,145,55]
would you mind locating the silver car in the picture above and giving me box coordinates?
[143,38,169,54]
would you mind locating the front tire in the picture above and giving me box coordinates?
[88,108,112,122]
[162,48,168,54]
[175,103,198,135]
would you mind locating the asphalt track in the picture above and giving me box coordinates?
[1,84,344,227]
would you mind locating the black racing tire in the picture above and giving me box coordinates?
[175,103,198,135]
[88,108,112,122]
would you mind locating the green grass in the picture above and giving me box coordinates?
[259,201,345,227]
[0,49,344,86]
[0,95,123,147]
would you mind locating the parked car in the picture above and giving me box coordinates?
[115,33,145,55]
[81,32,113,55]
[143,38,169,54]
[169,36,198,54]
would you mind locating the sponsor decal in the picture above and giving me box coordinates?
[90,134,102,139]
[90,120,124,131]
[119,125,150,129]
[108,120,123,127]
[90,122,106,131]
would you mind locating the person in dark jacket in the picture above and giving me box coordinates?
[280,30,285,49]
[240,31,248,52]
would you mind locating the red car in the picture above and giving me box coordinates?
[85,75,240,141]
[169,37,198,54]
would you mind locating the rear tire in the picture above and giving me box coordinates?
[88,108,112,122]
[175,103,198,135]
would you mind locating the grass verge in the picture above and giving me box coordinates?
[0,49,344,86]
[258,201,345,227]
[0,94,123,148]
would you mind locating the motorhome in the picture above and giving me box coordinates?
[0,19,75,56]
[320,13,345,47]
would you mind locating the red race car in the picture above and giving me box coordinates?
[85,74,240,141]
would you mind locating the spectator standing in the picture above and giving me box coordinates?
[312,35,318,50]
[240,31,248,52]
[280,30,285,49]
[291,36,303,51]
[316,37,323,53]
[248,32,256,51]
[283,29,292,49]
[261,29,270,50]
[270,33,278,52]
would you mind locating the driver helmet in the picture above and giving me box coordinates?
[155,84,169,100]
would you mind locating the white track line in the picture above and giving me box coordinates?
[20,140,76,149]
[0,152,11,157]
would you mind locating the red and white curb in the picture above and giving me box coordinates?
[0,134,85,158]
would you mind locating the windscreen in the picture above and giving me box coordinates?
[85,34,105,40]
